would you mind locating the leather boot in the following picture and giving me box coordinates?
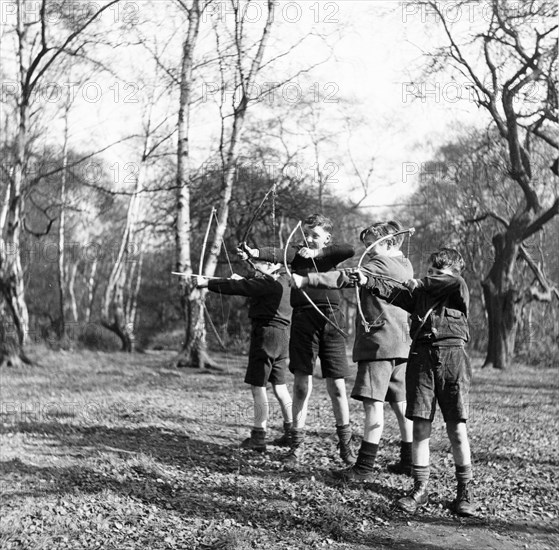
[240,428,266,452]
[396,480,429,513]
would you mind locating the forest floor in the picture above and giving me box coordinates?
[0,346,557,549]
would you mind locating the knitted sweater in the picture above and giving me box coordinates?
[367,273,470,346]
[208,273,291,327]
[258,243,354,310]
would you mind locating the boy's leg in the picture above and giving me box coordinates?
[333,398,380,481]
[282,372,312,464]
[271,383,293,446]
[327,377,355,466]
[438,347,475,516]
[292,372,313,428]
[387,400,413,475]
[326,377,350,426]
[397,418,431,513]
[447,420,475,516]
[240,385,268,452]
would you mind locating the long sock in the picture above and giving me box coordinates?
[354,441,378,474]
[412,464,430,483]
[400,441,412,465]
[455,464,472,484]
[336,423,352,444]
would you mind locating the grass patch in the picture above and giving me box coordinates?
[1,346,557,549]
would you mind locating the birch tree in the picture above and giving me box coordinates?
[0,0,120,366]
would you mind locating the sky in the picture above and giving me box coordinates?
[1,0,492,209]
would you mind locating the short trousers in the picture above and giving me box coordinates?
[405,344,471,422]
[351,359,407,403]
[245,324,290,387]
[289,307,350,379]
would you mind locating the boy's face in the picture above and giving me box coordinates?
[427,265,454,276]
[364,239,389,257]
[302,224,331,250]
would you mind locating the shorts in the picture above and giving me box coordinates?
[405,344,471,422]
[289,307,350,379]
[352,359,407,403]
[245,324,289,387]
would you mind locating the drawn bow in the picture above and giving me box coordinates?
[356,227,415,332]
[284,221,348,338]
[239,184,277,275]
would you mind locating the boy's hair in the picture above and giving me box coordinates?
[360,220,404,248]
[429,248,465,275]
[303,213,333,233]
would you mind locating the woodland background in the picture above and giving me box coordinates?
[0,0,557,370]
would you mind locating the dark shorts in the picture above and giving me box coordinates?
[352,359,407,403]
[405,345,471,422]
[289,307,350,379]
[245,324,289,387]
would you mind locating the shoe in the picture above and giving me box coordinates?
[272,423,292,447]
[281,443,305,466]
[240,429,266,452]
[396,481,429,513]
[387,461,413,476]
[331,465,376,482]
[452,482,475,516]
[272,432,290,447]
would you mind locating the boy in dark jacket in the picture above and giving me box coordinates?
[361,248,476,516]
[292,221,414,480]
[241,214,355,465]
[197,258,292,452]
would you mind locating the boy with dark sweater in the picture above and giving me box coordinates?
[361,248,476,516]
[197,258,293,451]
[292,221,414,481]
[241,214,355,465]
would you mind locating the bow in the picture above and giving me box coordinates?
[284,221,348,338]
[356,227,415,332]
[240,183,276,276]
[198,206,227,350]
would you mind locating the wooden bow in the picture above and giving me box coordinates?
[284,221,348,338]
[356,227,415,332]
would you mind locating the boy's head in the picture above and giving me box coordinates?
[253,259,281,276]
[302,213,332,250]
[428,248,464,276]
[360,220,404,249]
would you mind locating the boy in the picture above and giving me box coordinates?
[197,257,293,452]
[292,221,414,481]
[241,214,355,465]
[360,248,475,516]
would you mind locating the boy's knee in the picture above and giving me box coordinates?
[413,419,431,439]
[293,383,309,401]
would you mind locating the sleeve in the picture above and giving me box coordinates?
[364,276,416,313]
[207,277,270,297]
[307,269,354,289]
[318,243,355,265]
[258,244,299,264]
[416,275,469,315]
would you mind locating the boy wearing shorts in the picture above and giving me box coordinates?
[241,214,355,465]
[361,248,476,516]
[292,221,414,480]
[197,258,292,451]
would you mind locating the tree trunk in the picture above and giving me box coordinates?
[175,0,212,368]
[0,3,30,366]
[481,234,520,370]
[57,113,69,337]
